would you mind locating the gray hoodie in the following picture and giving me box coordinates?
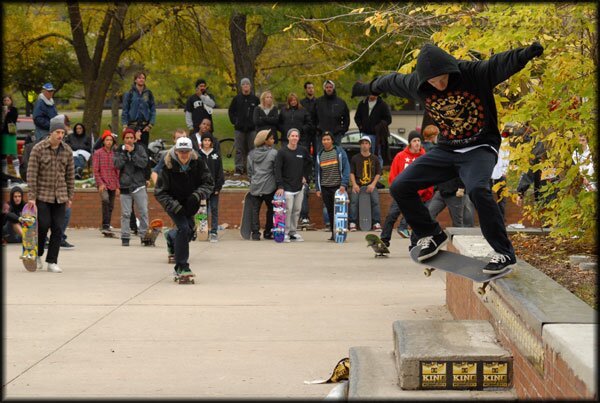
[247,145,278,196]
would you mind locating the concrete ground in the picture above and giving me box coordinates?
[3,228,451,399]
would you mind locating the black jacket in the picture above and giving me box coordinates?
[197,133,225,193]
[253,106,280,142]
[113,143,148,192]
[314,92,350,137]
[354,97,392,135]
[228,93,260,132]
[300,97,317,136]
[64,124,92,153]
[278,106,312,145]
[364,43,542,152]
[2,106,18,134]
[155,149,214,215]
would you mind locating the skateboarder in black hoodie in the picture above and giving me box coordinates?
[352,42,544,274]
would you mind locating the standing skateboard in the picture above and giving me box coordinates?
[334,189,349,243]
[273,193,287,243]
[409,246,514,295]
[141,219,163,246]
[240,192,253,240]
[19,204,38,272]
[358,187,372,231]
[195,199,209,241]
[365,234,390,258]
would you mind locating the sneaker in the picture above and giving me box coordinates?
[381,239,390,248]
[283,235,291,243]
[47,263,62,273]
[372,223,382,231]
[209,233,218,243]
[483,253,516,274]
[251,233,261,241]
[397,228,410,238]
[122,238,130,247]
[290,234,304,242]
[349,223,357,232]
[300,218,310,225]
[327,235,334,241]
[36,257,43,271]
[60,240,75,249]
[179,264,193,276]
[416,231,448,262]
[263,232,273,240]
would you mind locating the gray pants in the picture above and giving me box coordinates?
[234,130,256,174]
[284,190,304,236]
[428,190,465,227]
[120,189,149,239]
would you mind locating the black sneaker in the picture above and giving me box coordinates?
[381,239,390,248]
[60,240,75,249]
[122,238,130,247]
[416,231,448,262]
[251,233,261,241]
[483,253,516,274]
[263,233,273,240]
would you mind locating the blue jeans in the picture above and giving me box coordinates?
[349,186,381,225]
[166,211,195,266]
[390,146,514,257]
[74,155,87,171]
[208,193,220,233]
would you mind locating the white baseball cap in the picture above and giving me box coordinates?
[175,137,193,151]
[359,135,371,144]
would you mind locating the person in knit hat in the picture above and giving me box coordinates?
[198,131,224,242]
[246,129,278,240]
[228,77,259,175]
[314,79,350,150]
[93,130,120,234]
[25,111,74,273]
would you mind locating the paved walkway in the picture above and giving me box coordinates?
[4,228,451,399]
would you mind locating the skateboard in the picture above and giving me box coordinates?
[304,357,350,384]
[358,187,372,231]
[334,189,349,243]
[163,227,175,264]
[298,221,316,231]
[19,204,38,272]
[195,199,209,241]
[141,218,163,246]
[365,234,390,258]
[409,245,514,295]
[101,229,116,238]
[240,192,253,240]
[273,193,287,243]
[173,271,195,284]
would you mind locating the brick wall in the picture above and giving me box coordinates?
[3,188,533,230]
[446,243,596,400]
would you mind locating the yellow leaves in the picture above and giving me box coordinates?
[351,7,365,14]
[408,7,422,15]
[283,23,294,32]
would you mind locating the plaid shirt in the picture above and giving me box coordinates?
[93,147,120,190]
[27,138,74,203]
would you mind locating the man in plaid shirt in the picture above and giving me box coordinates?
[93,130,120,233]
[26,115,74,273]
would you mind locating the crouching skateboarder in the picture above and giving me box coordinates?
[352,41,544,274]
[155,137,214,280]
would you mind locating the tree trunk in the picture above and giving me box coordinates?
[229,12,268,92]
[81,80,111,139]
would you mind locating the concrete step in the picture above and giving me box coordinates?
[394,320,513,390]
[348,346,516,400]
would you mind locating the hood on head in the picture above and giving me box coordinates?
[165,146,198,170]
[9,186,24,209]
[416,44,461,90]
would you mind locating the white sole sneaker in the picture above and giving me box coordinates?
[47,263,63,273]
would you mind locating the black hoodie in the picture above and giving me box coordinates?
[366,43,541,152]
[314,90,350,137]
[5,186,25,224]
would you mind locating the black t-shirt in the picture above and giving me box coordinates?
[350,153,381,186]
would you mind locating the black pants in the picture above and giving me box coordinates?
[101,189,117,230]
[320,186,338,237]
[249,192,274,236]
[167,211,195,266]
[390,146,515,257]
[37,200,66,264]
[491,177,507,222]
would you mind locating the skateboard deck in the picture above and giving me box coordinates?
[409,246,513,295]
[365,234,390,258]
[19,204,38,271]
[358,188,371,231]
[240,192,253,240]
[141,219,163,246]
[173,272,195,284]
[101,229,116,238]
[334,189,348,243]
[273,193,286,243]
[298,221,316,231]
[195,199,209,241]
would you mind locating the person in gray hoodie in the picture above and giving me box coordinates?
[246,129,278,240]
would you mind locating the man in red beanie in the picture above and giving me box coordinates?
[93,130,120,234]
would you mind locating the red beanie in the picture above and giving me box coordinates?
[122,128,135,139]
[102,130,113,140]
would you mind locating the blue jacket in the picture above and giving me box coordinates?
[121,85,156,126]
[32,96,58,131]
[315,145,350,191]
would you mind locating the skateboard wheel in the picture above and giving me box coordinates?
[191,279,195,284]
[477,287,486,296]
[424,268,432,277]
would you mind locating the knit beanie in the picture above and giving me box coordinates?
[101,130,113,141]
[201,132,215,145]
[122,127,136,139]
[408,130,423,143]
[323,79,335,90]
[287,128,300,138]
[254,129,270,147]
[49,114,66,133]
[240,78,251,86]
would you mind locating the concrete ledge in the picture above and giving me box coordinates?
[446,227,551,237]
[543,324,597,396]
[348,346,516,400]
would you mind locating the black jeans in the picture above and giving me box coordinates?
[320,186,338,237]
[249,192,274,236]
[101,189,116,230]
[167,211,195,266]
[390,146,515,257]
[37,200,66,264]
